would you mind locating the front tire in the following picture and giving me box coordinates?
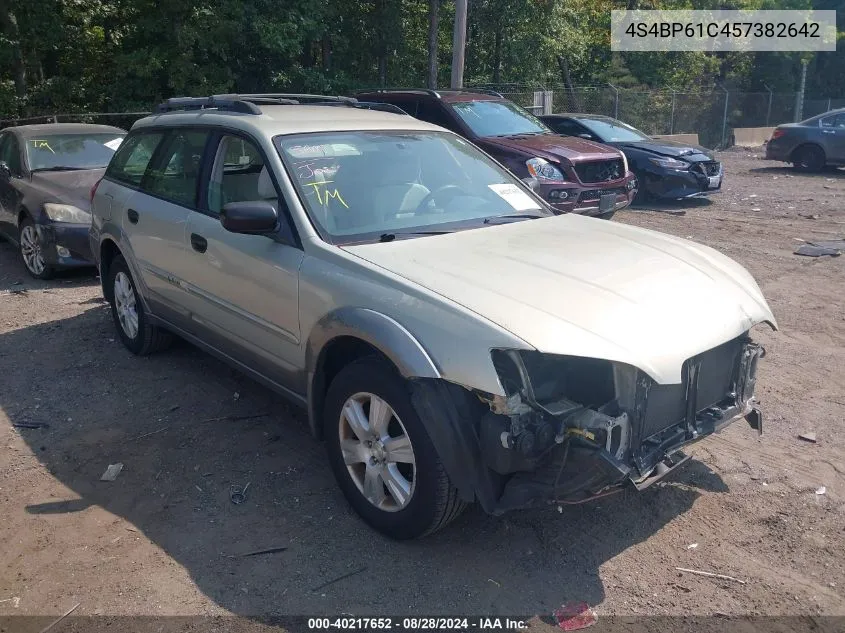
[107,256,172,355]
[19,217,54,280]
[323,358,465,539]
[792,145,826,172]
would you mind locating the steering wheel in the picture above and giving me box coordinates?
[415,184,470,214]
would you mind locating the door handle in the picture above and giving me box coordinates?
[822,130,836,134]
[190,233,208,253]
[127,208,139,224]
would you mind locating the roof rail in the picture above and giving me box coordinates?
[153,94,298,115]
[355,88,442,99]
[153,93,410,117]
[238,93,356,104]
[312,101,409,115]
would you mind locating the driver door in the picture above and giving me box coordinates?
[183,132,304,391]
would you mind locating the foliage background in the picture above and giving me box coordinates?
[0,0,843,118]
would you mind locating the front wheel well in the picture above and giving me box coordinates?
[310,336,394,438]
[99,239,122,301]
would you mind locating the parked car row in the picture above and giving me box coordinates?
[0,93,775,539]
[0,90,728,279]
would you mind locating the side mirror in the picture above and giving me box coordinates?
[220,200,279,235]
[521,177,540,192]
[0,161,11,181]
[578,133,594,140]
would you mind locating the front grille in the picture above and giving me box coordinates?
[640,337,742,440]
[693,161,721,177]
[573,159,624,184]
[579,187,626,202]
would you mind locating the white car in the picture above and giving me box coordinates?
[89,94,776,539]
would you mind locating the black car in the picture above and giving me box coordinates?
[540,114,722,202]
[0,123,126,278]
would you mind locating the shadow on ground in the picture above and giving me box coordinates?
[748,165,845,178]
[1,305,728,618]
[628,196,713,215]
[0,240,97,293]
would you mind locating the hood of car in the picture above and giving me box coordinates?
[343,214,776,384]
[28,168,105,210]
[613,139,713,160]
[479,133,621,163]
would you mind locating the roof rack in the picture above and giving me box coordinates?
[153,93,410,117]
[153,94,300,114]
[238,93,356,104]
[354,87,504,99]
[312,100,408,115]
[355,88,442,99]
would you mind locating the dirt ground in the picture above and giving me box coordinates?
[1,149,844,628]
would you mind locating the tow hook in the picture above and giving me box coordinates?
[745,406,763,436]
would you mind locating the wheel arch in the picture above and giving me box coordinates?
[99,238,123,301]
[790,142,826,163]
[305,308,441,438]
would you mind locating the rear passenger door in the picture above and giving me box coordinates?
[104,128,210,325]
[183,132,304,391]
[819,114,845,161]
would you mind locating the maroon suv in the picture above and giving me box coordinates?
[355,89,638,218]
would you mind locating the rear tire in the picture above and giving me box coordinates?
[107,255,172,355]
[323,358,465,539]
[792,145,826,172]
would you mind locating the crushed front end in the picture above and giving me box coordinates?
[479,335,765,513]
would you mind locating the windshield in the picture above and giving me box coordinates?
[275,131,549,244]
[26,133,125,171]
[450,100,549,137]
[581,118,650,142]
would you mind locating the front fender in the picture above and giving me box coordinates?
[305,307,441,436]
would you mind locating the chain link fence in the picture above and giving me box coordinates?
[3,89,845,149]
[480,84,845,148]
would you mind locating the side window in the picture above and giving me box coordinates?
[0,134,22,174]
[106,131,165,187]
[145,130,210,207]
[416,100,456,130]
[820,115,845,129]
[548,119,585,137]
[207,134,277,215]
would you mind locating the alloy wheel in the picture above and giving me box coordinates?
[338,392,417,512]
[113,271,139,340]
[20,225,45,276]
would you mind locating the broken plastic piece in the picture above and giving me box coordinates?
[553,602,597,631]
[100,463,124,481]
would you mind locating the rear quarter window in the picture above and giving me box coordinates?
[105,131,165,187]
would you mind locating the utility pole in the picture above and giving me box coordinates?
[794,59,808,122]
[450,0,468,89]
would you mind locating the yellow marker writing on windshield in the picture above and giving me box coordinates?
[304,180,349,208]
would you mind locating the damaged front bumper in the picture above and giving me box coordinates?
[492,337,765,512]
[412,335,766,516]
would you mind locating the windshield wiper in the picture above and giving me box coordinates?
[31,166,87,172]
[483,213,548,225]
[379,230,452,242]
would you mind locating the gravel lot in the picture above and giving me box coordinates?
[1,149,844,627]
